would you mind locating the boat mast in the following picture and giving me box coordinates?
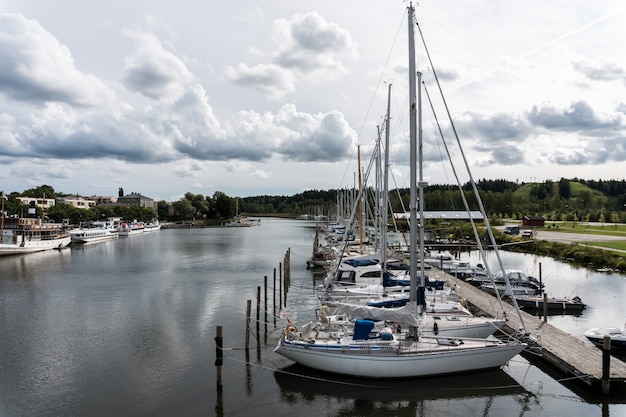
[417,69,427,310]
[381,83,392,273]
[408,3,418,306]
[357,144,363,253]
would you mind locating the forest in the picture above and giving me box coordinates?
[3,178,626,225]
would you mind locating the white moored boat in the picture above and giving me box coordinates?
[69,218,120,243]
[143,219,161,232]
[275,304,524,379]
[0,217,71,255]
[118,221,145,237]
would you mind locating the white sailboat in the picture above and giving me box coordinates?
[274,4,526,378]
[225,198,260,227]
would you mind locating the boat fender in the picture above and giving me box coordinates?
[433,322,439,335]
[461,298,467,308]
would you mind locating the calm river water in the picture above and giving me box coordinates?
[1,218,625,417]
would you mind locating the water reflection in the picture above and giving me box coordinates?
[274,364,531,416]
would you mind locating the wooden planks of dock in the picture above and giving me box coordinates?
[429,267,626,388]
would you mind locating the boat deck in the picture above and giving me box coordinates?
[429,267,626,387]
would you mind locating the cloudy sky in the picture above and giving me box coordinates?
[1,1,625,201]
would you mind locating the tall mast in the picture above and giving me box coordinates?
[408,3,418,304]
[381,83,391,273]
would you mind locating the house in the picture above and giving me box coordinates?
[57,195,97,209]
[118,192,157,211]
[523,215,545,227]
[17,196,55,210]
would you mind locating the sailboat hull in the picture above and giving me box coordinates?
[275,337,525,379]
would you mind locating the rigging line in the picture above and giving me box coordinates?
[421,68,511,317]
[422,92,456,210]
[416,17,527,333]
[354,7,407,144]
[336,9,407,192]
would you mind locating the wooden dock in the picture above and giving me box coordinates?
[428,267,626,389]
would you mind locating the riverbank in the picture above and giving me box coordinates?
[498,223,626,272]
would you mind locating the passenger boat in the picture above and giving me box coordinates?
[69,218,120,243]
[118,221,145,237]
[0,216,71,255]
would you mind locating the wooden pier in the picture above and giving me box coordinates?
[428,267,626,390]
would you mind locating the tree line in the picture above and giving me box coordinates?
[3,178,626,224]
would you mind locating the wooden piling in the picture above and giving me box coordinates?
[256,286,261,336]
[245,299,251,350]
[279,262,283,308]
[273,268,277,327]
[602,335,611,394]
[264,275,268,335]
[215,325,223,388]
[543,292,548,323]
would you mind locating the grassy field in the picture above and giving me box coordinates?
[581,241,626,252]
[540,222,626,236]
[545,222,626,253]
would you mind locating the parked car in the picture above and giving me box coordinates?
[521,230,533,238]
[503,226,519,235]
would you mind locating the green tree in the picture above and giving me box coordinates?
[558,178,571,199]
[22,185,57,198]
[172,199,195,221]
[213,191,232,219]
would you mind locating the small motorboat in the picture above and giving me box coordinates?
[584,325,626,350]
[515,295,586,312]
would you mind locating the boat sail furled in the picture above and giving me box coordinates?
[274,4,526,378]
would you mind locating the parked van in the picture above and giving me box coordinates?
[503,226,519,235]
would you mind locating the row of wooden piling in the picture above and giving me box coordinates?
[215,248,291,388]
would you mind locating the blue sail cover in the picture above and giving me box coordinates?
[353,320,376,340]
[342,258,379,268]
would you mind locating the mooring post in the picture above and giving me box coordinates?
[264,275,268,335]
[539,262,543,295]
[273,268,277,327]
[602,334,611,395]
[543,292,548,323]
[256,286,261,336]
[245,299,251,351]
[215,325,223,388]
[279,262,283,308]
[287,248,291,289]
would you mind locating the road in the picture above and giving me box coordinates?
[534,230,624,243]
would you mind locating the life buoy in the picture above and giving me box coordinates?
[284,325,297,335]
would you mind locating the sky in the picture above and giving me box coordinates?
[1,1,625,202]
